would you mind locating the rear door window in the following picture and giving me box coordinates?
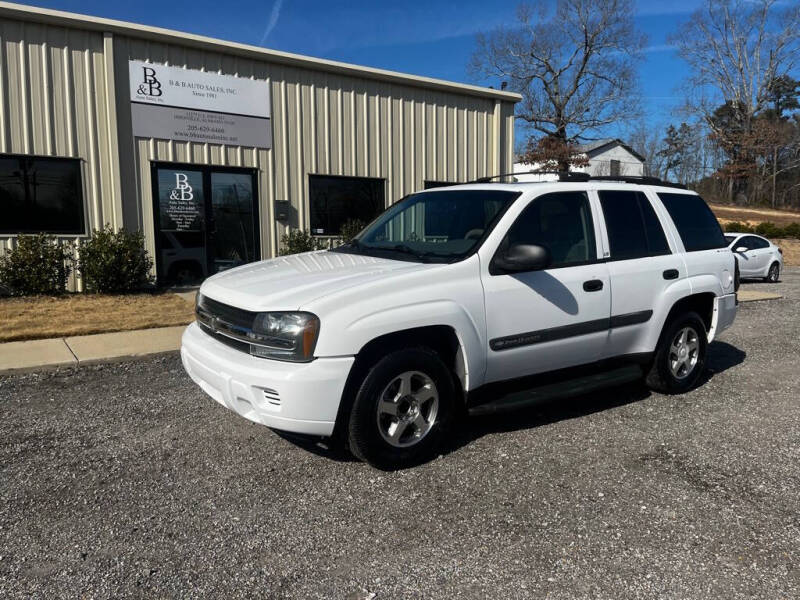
[657,192,727,251]
[599,190,670,260]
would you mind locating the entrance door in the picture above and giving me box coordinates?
[153,164,259,285]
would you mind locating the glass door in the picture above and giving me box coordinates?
[153,164,259,286]
[154,167,207,285]
[209,172,257,274]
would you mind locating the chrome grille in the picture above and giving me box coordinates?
[195,295,259,353]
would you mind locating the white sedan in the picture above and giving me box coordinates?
[725,232,783,283]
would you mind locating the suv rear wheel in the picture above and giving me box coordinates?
[646,312,707,394]
[348,347,455,469]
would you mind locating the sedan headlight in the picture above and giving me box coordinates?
[249,312,320,362]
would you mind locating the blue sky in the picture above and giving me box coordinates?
[26,0,704,143]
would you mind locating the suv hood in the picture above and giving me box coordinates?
[199,251,437,311]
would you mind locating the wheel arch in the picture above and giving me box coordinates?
[662,292,716,339]
[331,325,468,444]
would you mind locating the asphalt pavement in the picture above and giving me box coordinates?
[1,270,798,599]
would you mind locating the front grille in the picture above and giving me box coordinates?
[196,295,258,354]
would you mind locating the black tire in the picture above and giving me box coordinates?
[348,347,455,469]
[765,262,780,283]
[645,311,708,395]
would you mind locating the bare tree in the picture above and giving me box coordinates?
[670,0,800,201]
[624,119,668,179]
[471,1,645,171]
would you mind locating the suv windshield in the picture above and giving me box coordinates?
[332,189,520,263]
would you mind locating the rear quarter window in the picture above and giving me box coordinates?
[657,193,727,252]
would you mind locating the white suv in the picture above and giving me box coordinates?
[181,178,738,468]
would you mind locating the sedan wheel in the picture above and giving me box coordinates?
[767,263,780,283]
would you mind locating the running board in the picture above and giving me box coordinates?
[467,364,644,417]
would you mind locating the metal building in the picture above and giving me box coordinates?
[0,1,519,289]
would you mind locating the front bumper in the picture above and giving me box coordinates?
[181,322,354,436]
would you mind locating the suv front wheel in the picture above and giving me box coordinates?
[348,347,455,469]
[646,312,708,394]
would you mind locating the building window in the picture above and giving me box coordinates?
[0,155,84,234]
[609,159,621,177]
[309,175,385,236]
[423,180,457,190]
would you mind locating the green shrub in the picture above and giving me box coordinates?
[278,229,328,256]
[0,233,73,296]
[783,222,800,238]
[722,220,800,240]
[78,226,153,293]
[339,218,366,243]
[755,221,781,238]
[723,221,754,234]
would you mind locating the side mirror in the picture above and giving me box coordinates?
[735,246,748,253]
[492,243,551,274]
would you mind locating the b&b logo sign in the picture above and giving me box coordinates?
[169,173,193,201]
[136,66,162,98]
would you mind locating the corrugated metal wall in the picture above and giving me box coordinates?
[0,18,122,290]
[115,34,514,261]
[0,12,516,289]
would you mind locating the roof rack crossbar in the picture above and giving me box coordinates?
[467,171,687,189]
[469,170,589,184]
[587,175,687,189]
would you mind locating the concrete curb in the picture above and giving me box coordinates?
[0,325,186,376]
[738,290,783,302]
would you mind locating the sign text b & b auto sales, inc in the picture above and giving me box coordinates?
[128,60,272,149]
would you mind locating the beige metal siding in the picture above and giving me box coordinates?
[0,17,121,290]
[0,6,516,291]
[117,33,514,261]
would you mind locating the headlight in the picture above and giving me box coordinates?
[249,312,320,362]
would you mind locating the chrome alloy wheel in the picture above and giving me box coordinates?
[669,326,700,380]
[376,371,439,448]
[769,263,780,282]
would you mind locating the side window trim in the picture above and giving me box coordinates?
[635,191,672,257]
[642,188,683,254]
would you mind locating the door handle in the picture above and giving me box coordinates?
[583,279,604,292]
[663,269,679,280]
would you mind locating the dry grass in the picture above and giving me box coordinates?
[0,293,195,343]
[709,202,800,226]
[708,204,800,266]
[771,239,800,267]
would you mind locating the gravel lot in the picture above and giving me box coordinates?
[2,271,799,599]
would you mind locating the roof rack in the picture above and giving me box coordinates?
[468,171,687,189]
[469,170,589,183]
[588,175,687,189]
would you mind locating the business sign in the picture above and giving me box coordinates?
[131,103,272,148]
[128,60,271,148]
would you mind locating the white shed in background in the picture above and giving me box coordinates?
[513,138,645,181]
